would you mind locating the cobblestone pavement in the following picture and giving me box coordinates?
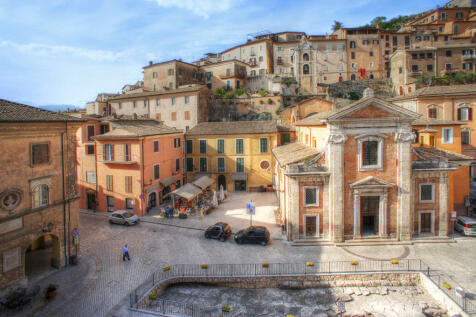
[26,192,476,317]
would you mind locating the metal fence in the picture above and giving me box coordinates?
[129,259,476,317]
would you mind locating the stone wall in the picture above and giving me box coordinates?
[137,272,420,308]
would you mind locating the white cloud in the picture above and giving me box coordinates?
[150,0,240,18]
[0,40,126,62]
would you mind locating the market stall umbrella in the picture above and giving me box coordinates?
[160,176,176,187]
[192,176,215,190]
[167,183,202,201]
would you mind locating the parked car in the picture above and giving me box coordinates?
[204,222,232,242]
[454,216,476,236]
[234,226,270,246]
[109,210,139,226]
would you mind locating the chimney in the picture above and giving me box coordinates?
[149,61,153,66]
[133,113,137,120]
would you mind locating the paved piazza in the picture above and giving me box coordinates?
[22,192,476,317]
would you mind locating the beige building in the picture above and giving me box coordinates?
[200,60,247,92]
[390,43,476,95]
[143,60,202,92]
[107,85,211,131]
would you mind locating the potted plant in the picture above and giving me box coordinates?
[179,212,188,219]
[222,305,231,312]
[46,284,57,299]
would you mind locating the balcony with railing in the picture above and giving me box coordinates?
[409,69,423,76]
[462,54,476,60]
[441,67,459,75]
[211,167,229,173]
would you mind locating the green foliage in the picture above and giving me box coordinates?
[348,92,360,100]
[259,100,264,104]
[268,98,273,104]
[224,92,235,99]
[332,21,343,32]
[281,77,297,87]
[361,15,415,31]
[234,88,246,96]
[258,89,268,97]
[214,88,226,98]
[415,72,476,87]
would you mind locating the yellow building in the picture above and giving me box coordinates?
[184,121,280,191]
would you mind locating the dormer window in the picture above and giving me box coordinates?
[428,108,437,119]
[356,135,385,171]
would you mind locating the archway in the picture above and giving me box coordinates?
[148,192,157,209]
[218,175,227,190]
[25,234,61,281]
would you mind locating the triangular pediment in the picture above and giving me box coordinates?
[349,176,395,188]
[328,97,420,121]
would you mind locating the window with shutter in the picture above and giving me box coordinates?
[31,143,49,165]
[362,141,378,166]
[304,187,318,206]
[199,140,207,153]
[217,139,224,154]
[175,158,180,172]
[236,139,244,154]
[124,144,131,161]
[106,175,113,191]
[236,158,244,172]
[186,140,193,154]
[428,108,437,118]
[125,176,132,193]
[260,138,268,153]
[104,144,114,161]
[419,184,434,202]
[462,130,470,145]
[199,158,207,172]
[154,164,160,180]
[86,145,95,155]
[186,158,194,172]
[153,140,159,152]
[87,125,95,141]
[33,184,49,208]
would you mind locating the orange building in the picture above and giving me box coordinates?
[77,118,183,216]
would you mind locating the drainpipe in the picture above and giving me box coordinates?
[141,138,145,215]
[61,127,68,267]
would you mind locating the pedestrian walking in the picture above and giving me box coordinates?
[122,244,130,261]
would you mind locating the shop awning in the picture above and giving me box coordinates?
[231,173,249,181]
[160,176,176,187]
[170,183,202,201]
[192,176,215,189]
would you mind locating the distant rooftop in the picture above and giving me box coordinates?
[94,120,180,139]
[0,99,85,123]
[185,120,278,136]
[389,84,476,100]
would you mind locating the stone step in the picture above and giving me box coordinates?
[291,240,335,246]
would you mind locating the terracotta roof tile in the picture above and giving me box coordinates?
[0,99,85,122]
[272,142,320,166]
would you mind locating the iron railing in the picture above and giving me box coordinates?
[129,259,476,317]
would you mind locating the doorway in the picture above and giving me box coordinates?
[361,196,379,236]
[161,186,171,203]
[419,210,434,235]
[86,190,96,210]
[304,215,319,238]
[218,175,227,190]
[106,196,114,212]
[148,192,157,209]
[235,180,246,191]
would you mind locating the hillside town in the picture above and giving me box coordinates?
[1,0,476,316]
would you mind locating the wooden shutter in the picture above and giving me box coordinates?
[457,108,461,120]
[106,175,113,191]
[125,176,132,193]
[469,108,473,121]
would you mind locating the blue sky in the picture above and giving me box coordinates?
[0,0,447,107]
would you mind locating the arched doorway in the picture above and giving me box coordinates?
[25,234,61,281]
[218,175,227,190]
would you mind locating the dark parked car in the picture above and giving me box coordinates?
[234,226,270,246]
[204,222,232,242]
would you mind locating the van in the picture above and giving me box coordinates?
[454,216,476,236]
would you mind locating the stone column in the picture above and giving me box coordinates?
[353,191,361,239]
[395,131,414,241]
[439,172,449,237]
[322,178,330,240]
[379,193,388,237]
[328,132,347,243]
[286,176,300,241]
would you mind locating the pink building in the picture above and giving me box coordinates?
[78,118,183,216]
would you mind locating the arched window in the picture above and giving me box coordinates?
[303,64,310,75]
[303,53,310,61]
[369,74,374,79]
[33,184,49,208]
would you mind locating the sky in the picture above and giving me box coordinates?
[0,0,447,107]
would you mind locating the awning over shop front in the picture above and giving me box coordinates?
[160,176,176,187]
[170,183,202,201]
[192,176,215,189]
[231,173,249,181]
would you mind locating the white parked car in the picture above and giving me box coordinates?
[454,216,476,236]
[109,210,139,226]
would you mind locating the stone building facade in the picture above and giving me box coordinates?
[273,97,472,242]
[0,99,84,292]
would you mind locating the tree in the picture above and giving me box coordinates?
[332,21,343,32]
[370,16,386,28]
